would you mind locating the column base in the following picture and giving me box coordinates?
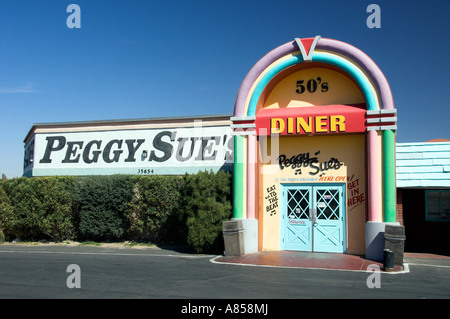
[365,221,399,262]
[232,218,258,254]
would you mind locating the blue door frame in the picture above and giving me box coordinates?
[281,184,346,253]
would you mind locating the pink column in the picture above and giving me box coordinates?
[247,134,256,219]
[367,130,382,222]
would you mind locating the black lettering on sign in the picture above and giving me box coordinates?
[149,131,174,162]
[83,140,102,164]
[278,151,342,176]
[296,77,328,94]
[124,139,145,162]
[36,130,234,165]
[265,184,279,216]
[62,141,84,163]
[195,136,220,161]
[39,136,66,163]
[176,137,199,162]
[103,139,123,163]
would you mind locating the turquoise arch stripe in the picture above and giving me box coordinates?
[246,52,378,116]
[312,52,378,111]
[248,55,303,116]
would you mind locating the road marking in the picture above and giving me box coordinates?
[407,263,450,269]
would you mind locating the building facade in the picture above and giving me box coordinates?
[23,37,449,256]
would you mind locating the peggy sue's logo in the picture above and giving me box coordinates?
[34,130,233,166]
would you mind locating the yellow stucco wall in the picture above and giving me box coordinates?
[258,134,366,255]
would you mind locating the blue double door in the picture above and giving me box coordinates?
[281,184,346,253]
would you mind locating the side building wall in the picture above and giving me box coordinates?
[396,141,450,255]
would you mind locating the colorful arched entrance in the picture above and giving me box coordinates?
[230,36,397,257]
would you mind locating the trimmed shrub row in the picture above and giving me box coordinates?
[0,171,232,253]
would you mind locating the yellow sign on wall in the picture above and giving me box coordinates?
[263,67,365,109]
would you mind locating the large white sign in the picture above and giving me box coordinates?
[24,126,233,176]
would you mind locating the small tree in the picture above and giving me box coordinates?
[182,171,232,253]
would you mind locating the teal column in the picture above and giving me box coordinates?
[233,135,245,219]
[382,130,396,223]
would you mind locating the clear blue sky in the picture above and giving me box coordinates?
[1,0,449,178]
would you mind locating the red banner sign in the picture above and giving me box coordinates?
[255,105,366,136]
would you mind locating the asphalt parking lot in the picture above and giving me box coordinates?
[0,244,448,302]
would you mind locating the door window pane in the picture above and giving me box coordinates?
[287,189,309,219]
[316,189,339,220]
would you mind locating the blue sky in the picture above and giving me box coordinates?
[1,0,449,178]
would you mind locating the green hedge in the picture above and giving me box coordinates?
[0,171,232,253]
[73,175,133,242]
[126,175,183,243]
[0,176,75,241]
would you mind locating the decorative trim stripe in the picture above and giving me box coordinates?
[366,109,397,131]
[231,116,256,136]
[231,123,255,129]
[231,130,256,136]
[366,125,398,131]
[367,117,398,124]
[231,116,256,122]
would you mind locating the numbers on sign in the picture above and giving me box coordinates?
[296,78,328,94]
[307,79,317,93]
[296,80,305,94]
[138,168,154,174]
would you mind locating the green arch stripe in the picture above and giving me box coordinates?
[233,135,245,219]
[382,129,396,223]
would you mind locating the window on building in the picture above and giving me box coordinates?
[426,190,450,222]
